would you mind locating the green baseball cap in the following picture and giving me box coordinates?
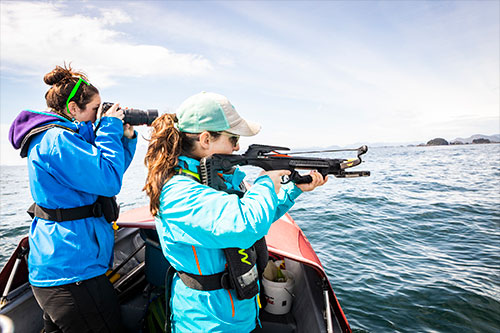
[176,92,261,136]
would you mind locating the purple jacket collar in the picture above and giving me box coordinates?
[9,110,72,150]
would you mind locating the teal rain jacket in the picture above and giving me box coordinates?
[155,156,302,332]
[24,115,136,287]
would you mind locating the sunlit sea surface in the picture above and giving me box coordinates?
[1,144,499,332]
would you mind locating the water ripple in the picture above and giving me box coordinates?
[1,144,500,332]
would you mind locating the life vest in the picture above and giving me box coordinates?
[174,164,268,300]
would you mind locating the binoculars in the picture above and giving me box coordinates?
[102,102,158,126]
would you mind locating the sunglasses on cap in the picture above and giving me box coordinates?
[219,131,240,147]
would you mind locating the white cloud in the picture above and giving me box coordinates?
[0,0,498,161]
[0,1,213,87]
[97,7,133,26]
[129,1,498,126]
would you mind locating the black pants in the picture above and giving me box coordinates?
[32,274,122,333]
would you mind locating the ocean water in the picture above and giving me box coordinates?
[1,144,499,332]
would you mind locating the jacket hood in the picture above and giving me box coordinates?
[9,110,71,150]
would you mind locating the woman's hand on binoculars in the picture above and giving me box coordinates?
[97,102,134,138]
[99,103,124,121]
[123,124,135,139]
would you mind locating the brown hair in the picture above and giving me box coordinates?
[44,63,99,118]
[143,114,221,216]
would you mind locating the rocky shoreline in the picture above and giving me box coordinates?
[418,135,500,146]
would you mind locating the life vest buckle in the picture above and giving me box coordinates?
[220,271,232,290]
[92,201,103,218]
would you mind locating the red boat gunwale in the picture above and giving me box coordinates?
[118,206,352,333]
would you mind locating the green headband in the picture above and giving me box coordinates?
[66,77,90,115]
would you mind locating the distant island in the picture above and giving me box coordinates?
[419,134,500,146]
[286,133,500,152]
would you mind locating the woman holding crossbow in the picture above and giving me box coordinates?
[144,91,327,332]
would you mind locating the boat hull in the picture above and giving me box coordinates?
[0,207,351,333]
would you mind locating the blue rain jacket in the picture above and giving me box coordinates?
[155,156,302,332]
[25,116,136,287]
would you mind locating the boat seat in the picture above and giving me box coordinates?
[255,309,296,332]
[139,229,171,287]
[139,230,297,332]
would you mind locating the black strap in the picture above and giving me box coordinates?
[27,202,101,222]
[176,270,231,291]
[165,266,176,332]
[175,167,200,183]
[176,167,245,198]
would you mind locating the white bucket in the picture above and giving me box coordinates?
[261,270,295,315]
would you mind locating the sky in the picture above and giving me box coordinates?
[1,0,499,165]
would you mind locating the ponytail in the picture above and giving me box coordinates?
[144,114,217,216]
[143,114,181,216]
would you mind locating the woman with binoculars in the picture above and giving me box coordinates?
[9,64,137,332]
